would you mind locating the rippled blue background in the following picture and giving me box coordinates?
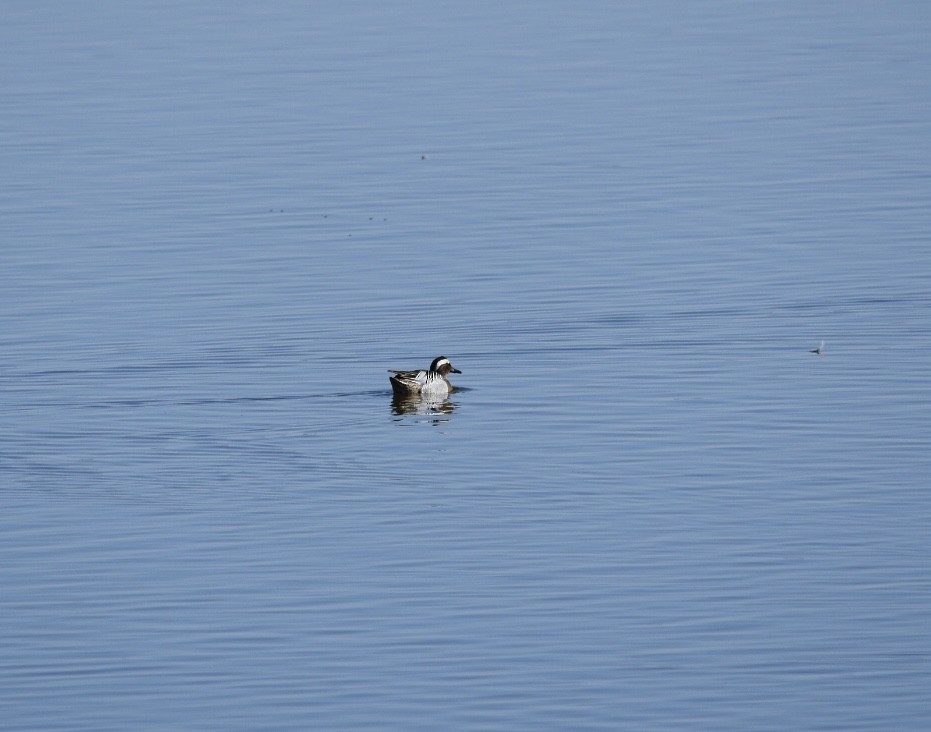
[3,2,930,729]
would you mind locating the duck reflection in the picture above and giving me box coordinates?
[391,393,457,420]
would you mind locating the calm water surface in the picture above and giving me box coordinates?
[2,2,930,730]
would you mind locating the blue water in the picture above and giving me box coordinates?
[2,2,930,730]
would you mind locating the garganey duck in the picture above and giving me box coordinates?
[389,356,462,398]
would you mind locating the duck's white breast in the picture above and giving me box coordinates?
[420,378,450,397]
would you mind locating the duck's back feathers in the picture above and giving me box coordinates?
[389,368,429,396]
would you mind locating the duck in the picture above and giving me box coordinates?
[389,356,462,398]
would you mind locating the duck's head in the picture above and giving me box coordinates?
[430,356,461,375]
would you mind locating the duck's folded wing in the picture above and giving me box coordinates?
[389,369,427,385]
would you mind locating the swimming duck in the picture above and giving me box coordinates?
[389,356,461,398]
